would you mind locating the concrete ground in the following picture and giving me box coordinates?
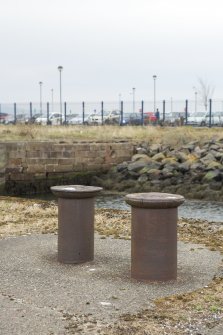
[204,324,223,335]
[0,233,222,335]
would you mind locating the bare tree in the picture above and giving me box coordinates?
[197,78,215,111]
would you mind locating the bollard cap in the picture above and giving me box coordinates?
[125,192,185,209]
[51,185,103,199]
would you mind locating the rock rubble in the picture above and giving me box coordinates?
[93,139,223,201]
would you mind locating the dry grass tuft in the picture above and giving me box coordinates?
[1,124,223,146]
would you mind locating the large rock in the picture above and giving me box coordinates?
[209,149,221,159]
[149,143,161,153]
[139,162,161,174]
[161,157,177,165]
[131,154,151,162]
[203,170,222,182]
[161,168,174,179]
[178,161,191,173]
[190,162,205,171]
[161,160,179,172]
[190,171,205,182]
[127,161,148,172]
[152,152,166,162]
[137,174,148,183]
[116,161,128,172]
[146,168,162,179]
[194,146,207,157]
[182,141,198,152]
[215,152,223,161]
[186,153,199,164]
[206,161,223,170]
[200,152,216,165]
[209,143,223,150]
[209,181,222,191]
[175,151,188,163]
[135,147,148,155]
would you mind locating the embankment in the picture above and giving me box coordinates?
[93,139,223,201]
[1,138,223,201]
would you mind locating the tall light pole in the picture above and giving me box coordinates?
[118,93,122,111]
[153,75,157,114]
[58,66,63,124]
[195,91,198,113]
[132,87,135,113]
[51,89,54,113]
[39,81,43,116]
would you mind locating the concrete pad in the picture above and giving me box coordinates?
[204,324,223,335]
[0,234,222,334]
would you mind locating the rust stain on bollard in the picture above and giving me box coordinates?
[125,192,185,282]
[51,185,102,264]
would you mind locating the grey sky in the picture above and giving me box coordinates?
[0,0,223,103]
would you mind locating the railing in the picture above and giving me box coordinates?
[0,99,223,127]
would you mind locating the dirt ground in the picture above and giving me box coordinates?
[0,196,222,334]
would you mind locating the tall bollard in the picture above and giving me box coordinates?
[51,185,102,264]
[125,192,185,282]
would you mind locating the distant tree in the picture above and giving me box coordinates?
[197,78,215,111]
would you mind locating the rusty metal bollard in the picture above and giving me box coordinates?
[125,192,185,282]
[51,185,102,264]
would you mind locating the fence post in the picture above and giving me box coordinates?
[14,103,17,124]
[185,100,188,125]
[82,101,85,124]
[120,101,123,125]
[101,101,104,125]
[162,100,165,122]
[141,100,144,126]
[209,99,212,128]
[30,102,32,119]
[64,102,67,125]
[47,102,50,125]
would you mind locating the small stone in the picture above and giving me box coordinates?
[100,302,112,307]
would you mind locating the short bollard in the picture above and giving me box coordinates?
[51,185,102,264]
[125,192,185,282]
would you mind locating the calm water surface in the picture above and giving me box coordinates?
[96,195,223,222]
[26,193,223,222]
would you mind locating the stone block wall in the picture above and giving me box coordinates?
[0,140,135,195]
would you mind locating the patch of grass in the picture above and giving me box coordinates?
[1,124,223,146]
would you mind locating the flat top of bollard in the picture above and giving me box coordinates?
[50,185,103,199]
[125,192,185,209]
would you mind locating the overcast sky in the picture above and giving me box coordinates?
[0,0,223,103]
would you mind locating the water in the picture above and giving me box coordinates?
[96,195,223,222]
[20,193,223,222]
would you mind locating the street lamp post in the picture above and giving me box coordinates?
[195,91,198,113]
[118,93,122,111]
[58,66,63,124]
[132,87,135,113]
[39,81,43,116]
[51,89,54,113]
[153,75,157,114]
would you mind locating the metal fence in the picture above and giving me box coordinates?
[0,99,223,127]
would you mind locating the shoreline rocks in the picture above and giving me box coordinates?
[92,139,223,201]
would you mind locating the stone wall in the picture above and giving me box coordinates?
[0,141,135,195]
